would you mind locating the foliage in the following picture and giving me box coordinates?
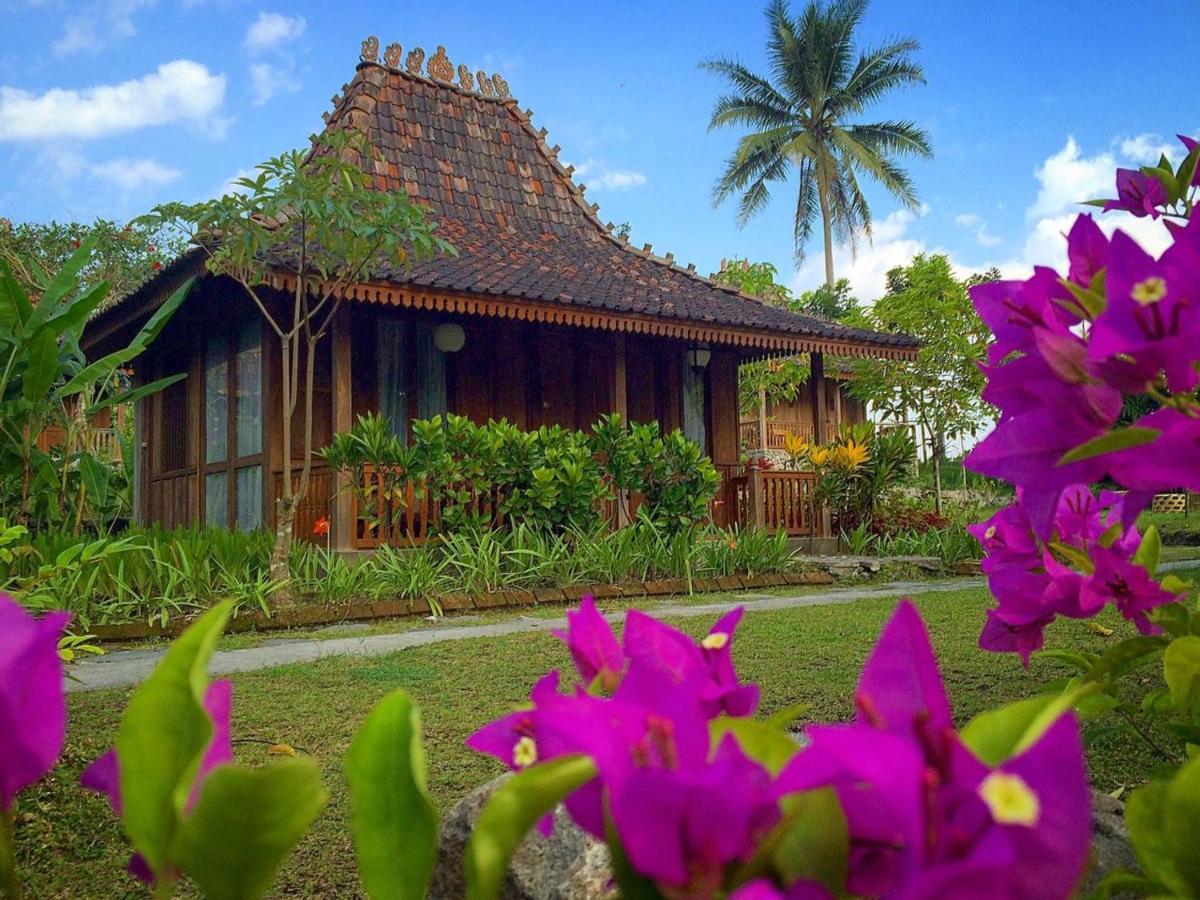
[141,128,453,582]
[0,240,189,533]
[0,218,184,303]
[846,253,993,509]
[704,0,931,282]
[792,277,858,320]
[964,135,1200,894]
[712,257,793,306]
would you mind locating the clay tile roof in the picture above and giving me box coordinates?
[320,41,918,358]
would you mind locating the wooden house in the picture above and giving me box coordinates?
[82,38,917,548]
[739,358,868,452]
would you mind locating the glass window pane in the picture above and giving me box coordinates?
[205,335,229,464]
[377,321,408,443]
[235,321,262,457]
[235,465,262,532]
[205,471,227,527]
[416,325,447,419]
[682,358,707,450]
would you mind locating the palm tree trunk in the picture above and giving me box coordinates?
[817,183,835,288]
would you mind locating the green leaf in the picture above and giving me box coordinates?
[22,237,98,333]
[345,690,438,900]
[22,328,60,401]
[765,703,811,731]
[745,787,847,893]
[1166,755,1200,895]
[1087,635,1169,682]
[711,717,801,775]
[1133,525,1162,576]
[960,684,1096,766]
[173,759,327,900]
[78,454,110,508]
[114,600,233,878]
[85,373,187,416]
[1126,779,1186,894]
[1058,427,1160,465]
[1164,636,1200,713]
[465,756,597,900]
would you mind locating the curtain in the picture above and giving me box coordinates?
[377,321,408,442]
[682,358,707,450]
[416,325,447,419]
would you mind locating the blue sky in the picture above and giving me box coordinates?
[1,0,1193,300]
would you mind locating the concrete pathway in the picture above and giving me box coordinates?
[64,558,1200,694]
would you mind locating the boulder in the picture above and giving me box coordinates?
[430,774,612,900]
[1086,790,1137,892]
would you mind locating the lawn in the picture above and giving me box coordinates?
[18,578,1182,898]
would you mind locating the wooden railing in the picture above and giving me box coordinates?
[36,426,124,461]
[349,467,504,549]
[274,465,335,545]
[738,421,814,451]
[742,469,824,536]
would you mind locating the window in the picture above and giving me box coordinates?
[682,357,708,451]
[377,321,449,442]
[203,321,263,530]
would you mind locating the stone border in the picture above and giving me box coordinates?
[89,558,982,644]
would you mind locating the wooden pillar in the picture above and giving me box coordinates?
[749,468,765,529]
[833,379,842,430]
[809,351,827,445]
[612,333,627,420]
[758,384,769,453]
[331,307,354,551]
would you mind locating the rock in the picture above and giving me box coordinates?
[430,774,612,900]
[1086,790,1137,892]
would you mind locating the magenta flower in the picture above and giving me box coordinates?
[777,601,1091,897]
[1180,134,1200,186]
[551,596,624,692]
[81,680,233,883]
[1067,214,1110,286]
[0,594,70,812]
[1080,545,1183,634]
[1088,228,1200,394]
[730,879,832,899]
[609,735,779,892]
[1102,168,1169,217]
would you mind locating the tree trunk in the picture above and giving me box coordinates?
[758,385,769,456]
[269,334,295,603]
[931,427,945,516]
[817,183,835,288]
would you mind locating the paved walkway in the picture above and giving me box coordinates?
[64,558,1200,694]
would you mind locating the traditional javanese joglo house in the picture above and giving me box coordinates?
[81,38,918,549]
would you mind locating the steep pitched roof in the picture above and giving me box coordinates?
[92,39,917,359]
[312,39,916,359]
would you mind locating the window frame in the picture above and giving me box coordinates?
[201,322,264,530]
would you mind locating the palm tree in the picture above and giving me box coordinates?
[704,0,932,287]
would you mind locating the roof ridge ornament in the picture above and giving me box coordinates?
[477,71,494,97]
[427,46,454,82]
[457,65,474,91]
[361,35,379,64]
[384,42,402,68]
[405,46,425,75]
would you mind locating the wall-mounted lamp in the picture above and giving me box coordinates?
[433,323,466,353]
[685,345,711,369]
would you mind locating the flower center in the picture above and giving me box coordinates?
[702,632,730,650]
[1132,276,1167,306]
[512,736,538,768]
[978,771,1040,826]
[984,525,997,540]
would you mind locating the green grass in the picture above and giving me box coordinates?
[16,581,1180,898]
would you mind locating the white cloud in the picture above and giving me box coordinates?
[89,157,181,191]
[1119,132,1178,165]
[791,208,934,300]
[1027,136,1115,219]
[244,12,305,53]
[570,158,647,192]
[0,61,226,141]
[52,0,154,58]
[248,61,299,105]
[953,212,1001,247]
[215,167,256,197]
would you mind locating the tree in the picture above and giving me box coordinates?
[713,257,794,307]
[846,254,992,512]
[143,130,452,591]
[704,0,932,286]
[0,218,184,303]
[793,277,857,320]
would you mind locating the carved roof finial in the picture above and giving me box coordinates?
[427,46,453,82]
[476,71,494,97]
[383,42,402,68]
[361,35,380,64]
[405,46,425,75]
[491,73,510,100]
[457,65,474,91]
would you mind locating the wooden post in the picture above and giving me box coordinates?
[809,351,827,445]
[833,378,842,431]
[750,468,765,529]
[758,385,769,454]
[331,308,354,551]
[612,334,630,526]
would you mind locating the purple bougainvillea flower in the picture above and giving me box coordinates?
[970,268,1079,366]
[1179,134,1200,186]
[1102,168,1169,217]
[698,608,760,717]
[551,596,624,692]
[1066,214,1110,286]
[609,734,779,892]
[729,879,833,899]
[1108,408,1200,494]
[0,594,70,812]
[1081,545,1183,634]
[81,680,234,883]
[1089,229,1200,394]
[779,602,1091,897]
